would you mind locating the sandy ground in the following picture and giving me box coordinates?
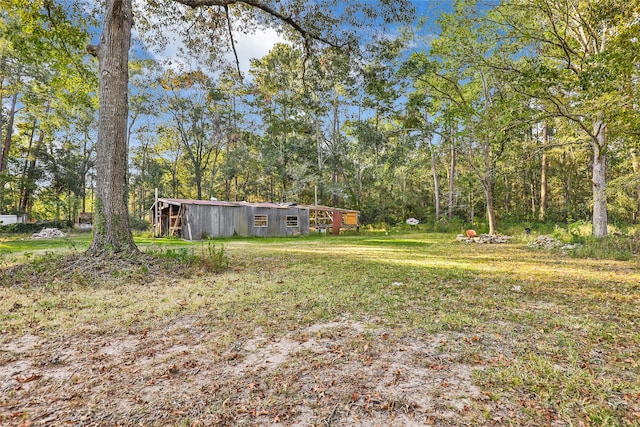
[0,316,508,426]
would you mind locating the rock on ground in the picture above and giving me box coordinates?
[456,234,512,244]
[30,228,65,239]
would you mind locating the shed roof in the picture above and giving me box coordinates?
[152,198,308,210]
[151,198,360,214]
[156,198,240,207]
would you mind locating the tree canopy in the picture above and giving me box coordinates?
[1,0,639,248]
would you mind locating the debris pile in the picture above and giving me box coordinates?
[560,243,582,251]
[406,218,420,226]
[528,235,562,249]
[528,235,582,252]
[456,233,512,244]
[31,228,65,239]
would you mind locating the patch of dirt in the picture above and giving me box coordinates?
[0,316,511,426]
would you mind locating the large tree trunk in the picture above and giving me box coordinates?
[539,122,549,221]
[447,139,456,221]
[424,109,440,221]
[483,178,497,235]
[316,115,324,204]
[195,169,203,200]
[631,147,640,222]
[591,120,608,238]
[482,138,497,235]
[425,111,440,221]
[87,0,137,254]
[0,93,18,172]
[19,121,44,214]
[428,138,440,221]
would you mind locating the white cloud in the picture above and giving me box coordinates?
[82,0,287,77]
[232,29,287,74]
[135,27,285,77]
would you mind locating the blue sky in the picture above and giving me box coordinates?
[80,0,457,150]
[79,0,455,75]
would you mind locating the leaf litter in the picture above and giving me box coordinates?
[1,316,496,426]
[1,236,638,426]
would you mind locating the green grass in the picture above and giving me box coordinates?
[1,231,639,425]
[0,233,89,253]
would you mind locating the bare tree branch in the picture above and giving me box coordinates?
[173,0,342,48]
[223,4,243,81]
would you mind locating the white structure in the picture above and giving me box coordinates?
[0,214,26,225]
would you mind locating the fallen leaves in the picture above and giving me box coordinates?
[14,374,41,383]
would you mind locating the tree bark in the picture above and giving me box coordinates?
[484,179,497,235]
[195,169,203,200]
[539,122,549,221]
[316,115,324,204]
[482,136,497,235]
[631,147,640,222]
[332,96,340,207]
[19,122,45,214]
[447,137,456,221]
[428,138,440,221]
[19,119,38,212]
[87,0,138,254]
[591,120,608,238]
[539,151,548,219]
[425,111,440,221]
[530,182,536,217]
[0,93,18,172]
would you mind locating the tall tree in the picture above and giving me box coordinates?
[86,0,413,253]
[1,0,94,211]
[402,6,533,235]
[497,0,640,236]
[86,0,135,254]
[160,70,227,200]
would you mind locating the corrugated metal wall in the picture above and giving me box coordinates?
[180,204,309,240]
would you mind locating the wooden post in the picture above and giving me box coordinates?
[332,210,342,236]
[154,188,159,237]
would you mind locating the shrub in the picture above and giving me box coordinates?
[0,220,73,234]
[129,216,150,232]
[362,222,390,232]
[569,232,640,261]
[202,241,229,273]
[145,241,230,273]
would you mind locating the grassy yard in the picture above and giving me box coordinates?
[1,232,638,426]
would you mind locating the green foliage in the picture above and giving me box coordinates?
[362,222,391,232]
[0,220,72,234]
[569,233,640,261]
[3,0,640,249]
[129,216,150,232]
[145,240,230,273]
[202,241,229,273]
[147,246,196,263]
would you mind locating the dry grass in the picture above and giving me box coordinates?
[1,232,639,426]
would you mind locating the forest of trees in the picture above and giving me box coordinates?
[1,0,639,243]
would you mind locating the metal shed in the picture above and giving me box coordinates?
[149,198,311,240]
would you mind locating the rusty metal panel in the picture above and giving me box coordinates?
[181,204,241,240]
[332,210,342,235]
[170,201,311,240]
[298,208,310,234]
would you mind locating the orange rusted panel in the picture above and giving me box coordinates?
[332,210,342,235]
[344,211,358,226]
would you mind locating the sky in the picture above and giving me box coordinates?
[145,27,287,76]
[78,0,456,150]
[78,0,456,73]
[122,0,456,76]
